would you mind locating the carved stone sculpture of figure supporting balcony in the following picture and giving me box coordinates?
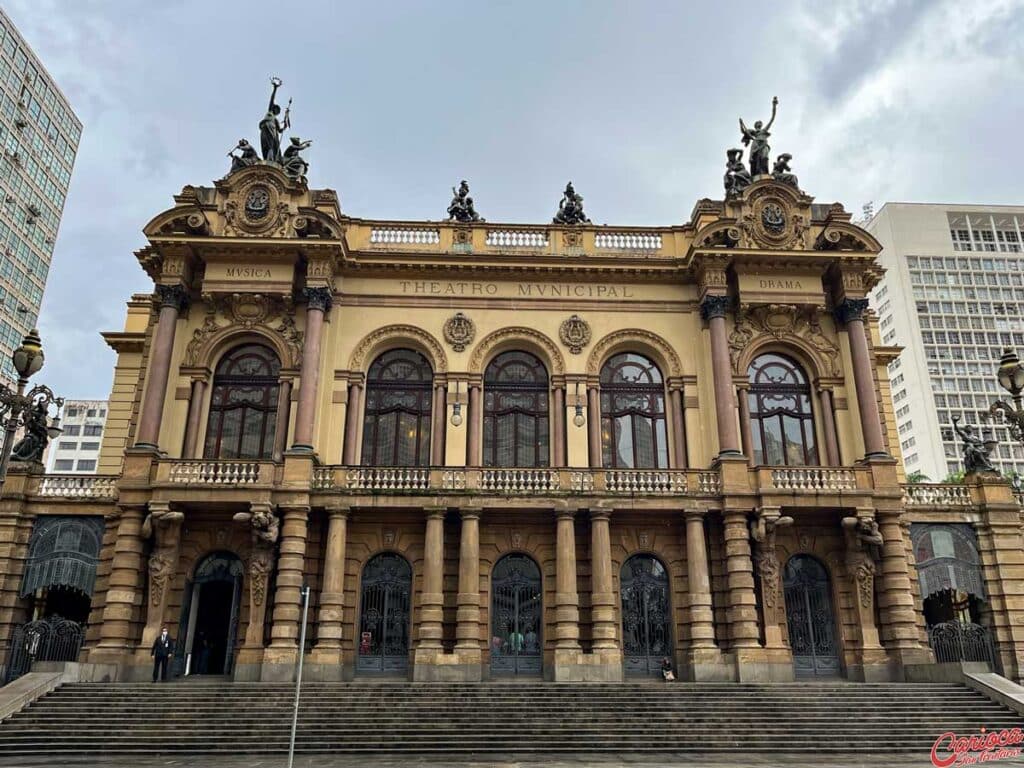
[841,511,890,681]
[749,507,795,681]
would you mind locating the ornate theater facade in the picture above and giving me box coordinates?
[0,134,1021,686]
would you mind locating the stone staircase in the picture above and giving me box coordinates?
[0,681,1020,756]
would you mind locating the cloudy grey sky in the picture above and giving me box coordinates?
[5,0,1024,399]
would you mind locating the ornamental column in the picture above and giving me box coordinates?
[272,378,292,462]
[552,383,566,466]
[342,376,363,464]
[685,510,716,651]
[268,505,308,655]
[431,381,447,465]
[818,387,841,466]
[455,508,482,651]
[835,299,887,459]
[138,502,184,652]
[92,505,147,659]
[135,284,188,450]
[701,295,742,457]
[589,510,617,651]
[417,507,446,651]
[737,384,753,463]
[315,505,349,652]
[586,382,602,467]
[181,376,207,459]
[292,287,332,451]
[875,510,928,665]
[466,383,482,465]
[669,383,688,468]
[750,508,791,651]
[554,509,581,651]
[722,510,760,651]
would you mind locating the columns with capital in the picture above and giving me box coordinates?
[736,384,753,464]
[554,509,580,652]
[455,508,481,651]
[589,510,617,651]
[722,510,760,650]
[835,299,888,459]
[267,505,308,657]
[587,383,602,467]
[135,284,189,450]
[684,510,717,654]
[272,378,293,462]
[181,377,207,459]
[702,295,742,457]
[316,505,349,651]
[138,502,184,652]
[841,513,889,681]
[874,509,931,668]
[91,506,147,662]
[466,384,481,465]
[418,507,446,650]
[818,387,841,466]
[431,381,447,465]
[669,384,688,468]
[342,377,363,464]
[292,287,332,451]
[552,384,566,466]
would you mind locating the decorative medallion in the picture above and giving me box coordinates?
[383,529,396,546]
[761,201,785,234]
[453,227,472,246]
[638,531,650,548]
[245,186,270,220]
[562,230,583,249]
[735,185,809,250]
[559,314,591,355]
[443,312,476,353]
[223,170,291,237]
[510,531,523,549]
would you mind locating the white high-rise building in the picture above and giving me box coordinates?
[867,203,1024,482]
[45,399,107,474]
[0,9,81,386]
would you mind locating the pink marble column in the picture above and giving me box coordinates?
[818,388,840,466]
[466,384,481,465]
[431,382,447,465]
[552,385,566,466]
[181,377,206,459]
[587,384,602,467]
[737,385,754,465]
[292,287,332,451]
[836,299,887,458]
[702,295,741,456]
[669,386,688,469]
[135,284,188,449]
[342,380,363,465]
[272,379,292,462]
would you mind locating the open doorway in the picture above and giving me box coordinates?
[176,552,243,676]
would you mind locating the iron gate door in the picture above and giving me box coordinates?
[621,554,672,675]
[357,553,411,674]
[3,616,85,684]
[491,554,542,676]
[784,555,840,678]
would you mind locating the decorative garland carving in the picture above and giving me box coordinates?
[148,552,173,608]
[443,312,476,352]
[559,315,591,354]
[349,324,449,372]
[729,303,841,377]
[585,329,683,378]
[249,546,273,608]
[183,294,303,369]
[468,326,565,375]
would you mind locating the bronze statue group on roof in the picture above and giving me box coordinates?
[725,96,799,197]
[227,77,312,183]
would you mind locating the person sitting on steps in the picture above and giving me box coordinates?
[661,656,676,682]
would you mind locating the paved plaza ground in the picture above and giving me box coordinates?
[2,755,1023,768]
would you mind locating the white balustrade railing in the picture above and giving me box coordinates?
[902,483,973,507]
[167,461,261,485]
[594,232,662,250]
[342,468,430,491]
[37,474,118,500]
[696,472,721,495]
[605,470,687,494]
[370,227,440,245]
[480,469,560,493]
[311,467,336,490]
[570,472,595,492]
[442,470,467,490]
[485,230,549,248]
[771,468,858,491]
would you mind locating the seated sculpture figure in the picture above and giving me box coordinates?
[282,137,312,181]
[953,415,997,474]
[447,180,483,222]
[227,139,259,174]
[772,153,799,188]
[552,181,590,225]
[724,148,751,197]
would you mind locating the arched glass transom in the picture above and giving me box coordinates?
[483,351,549,467]
[357,553,412,674]
[600,353,668,468]
[747,353,818,466]
[620,554,672,676]
[361,349,433,466]
[203,344,281,460]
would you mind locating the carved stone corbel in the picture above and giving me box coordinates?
[143,502,184,611]
[750,508,793,633]
[841,514,883,610]
[235,502,279,613]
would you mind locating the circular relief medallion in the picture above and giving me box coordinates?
[443,312,476,352]
[761,201,786,235]
[245,186,271,221]
[559,314,591,355]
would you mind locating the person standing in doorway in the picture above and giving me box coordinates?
[151,626,174,682]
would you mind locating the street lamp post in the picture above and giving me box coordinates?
[0,328,64,491]
[990,348,1024,443]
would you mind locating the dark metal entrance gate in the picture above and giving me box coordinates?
[357,553,411,674]
[3,616,84,684]
[491,554,542,676]
[784,555,840,678]
[620,554,672,676]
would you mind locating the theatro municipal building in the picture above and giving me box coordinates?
[1,91,1022,687]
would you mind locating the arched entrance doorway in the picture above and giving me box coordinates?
[176,552,243,676]
[490,554,542,676]
[620,554,672,676]
[357,553,412,675]
[783,555,840,678]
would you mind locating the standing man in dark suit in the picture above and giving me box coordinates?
[151,626,174,682]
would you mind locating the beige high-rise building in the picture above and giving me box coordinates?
[866,203,1024,482]
[0,9,81,386]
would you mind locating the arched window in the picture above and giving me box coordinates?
[747,353,818,466]
[361,349,433,466]
[203,344,280,460]
[483,351,549,467]
[600,353,668,468]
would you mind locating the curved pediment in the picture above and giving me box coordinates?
[815,221,880,252]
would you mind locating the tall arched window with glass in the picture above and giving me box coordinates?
[746,353,818,466]
[483,351,549,467]
[361,349,433,466]
[203,344,281,460]
[600,353,668,468]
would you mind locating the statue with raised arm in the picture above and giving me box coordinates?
[227,139,259,174]
[724,148,751,196]
[739,96,778,177]
[772,152,798,188]
[282,137,312,181]
[552,181,591,225]
[952,415,997,473]
[259,77,289,163]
